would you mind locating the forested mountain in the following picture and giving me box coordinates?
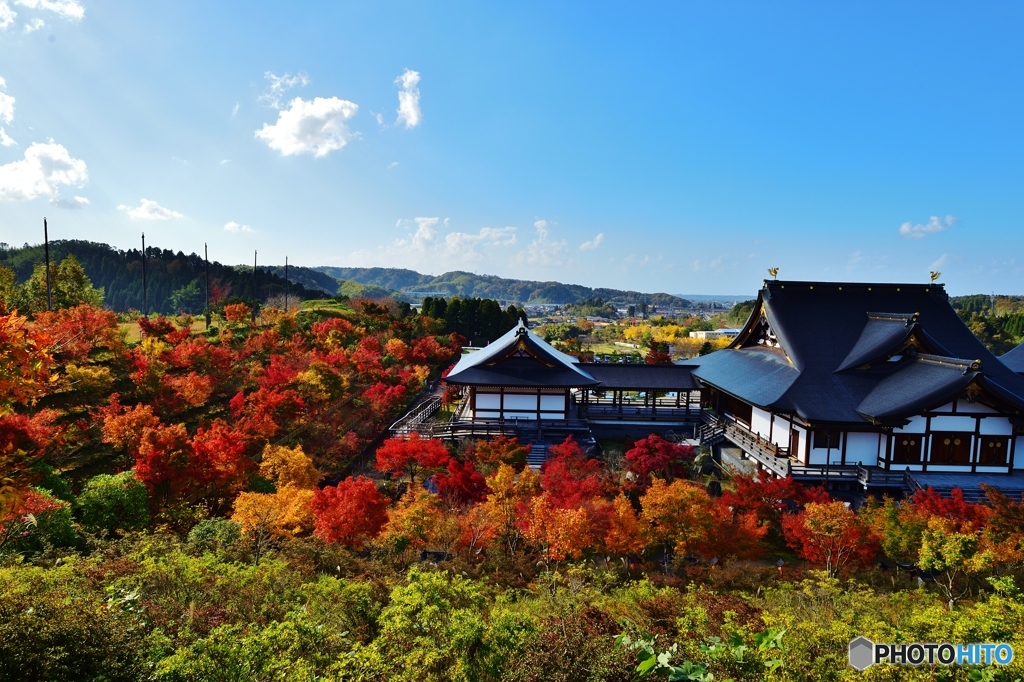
[314,266,692,307]
[0,240,325,314]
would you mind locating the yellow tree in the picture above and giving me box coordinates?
[522,492,593,562]
[481,463,540,557]
[259,443,320,489]
[378,488,445,552]
[604,493,646,557]
[232,486,315,563]
[639,478,716,564]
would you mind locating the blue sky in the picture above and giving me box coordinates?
[0,2,1022,296]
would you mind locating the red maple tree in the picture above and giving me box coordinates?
[624,434,694,485]
[375,433,451,485]
[312,476,389,548]
[434,458,488,506]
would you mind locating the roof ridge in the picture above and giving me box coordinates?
[913,352,981,372]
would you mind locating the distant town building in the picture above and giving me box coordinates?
[688,329,741,340]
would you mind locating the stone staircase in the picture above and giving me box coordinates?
[905,471,1024,503]
[526,444,548,470]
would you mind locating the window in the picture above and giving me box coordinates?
[892,435,921,464]
[978,436,1010,466]
[929,432,972,465]
[812,429,842,450]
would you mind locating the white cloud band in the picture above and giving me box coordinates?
[117,198,184,220]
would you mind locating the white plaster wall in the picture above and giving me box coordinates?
[806,449,844,465]
[955,400,999,414]
[540,394,565,411]
[979,417,1013,436]
[930,416,977,432]
[751,407,772,440]
[845,432,880,466]
[896,416,927,434]
[504,394,537,411]
[771,416,791,448]
[476,394,501,410]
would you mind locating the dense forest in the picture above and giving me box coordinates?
[421,296,528,345]
[0,240,326,314]
[317,266,694,307]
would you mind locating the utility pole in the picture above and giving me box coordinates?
[251,250,257,324]
[43,218,52,311]
[204,243,210,329]
[284,256,289,312]
[141,233,147,317]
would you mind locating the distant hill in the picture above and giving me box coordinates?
[312,266,692,307]
[0,240,326,314]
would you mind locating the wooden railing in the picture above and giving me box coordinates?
[389,395,442,435]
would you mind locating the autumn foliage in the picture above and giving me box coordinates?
[312,476,389,548]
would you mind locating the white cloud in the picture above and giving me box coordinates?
[579,233,605,251]
[15,0,83,20]
[22,16,41,31]
[231,102,239,116]
[0,85,14,123]
[0,79,15,146]
[258,71,310,109]
[373,112,386,127]
[443,226,517,259]
[224,221,254,233]
[395,69,421,129]
[220,158,230,165]
[351,218,519,271]
[899,215,956,239]
[387,161,399,170]
[49,194,87,209]
[0,2,16,29]
[929,253,948,271]
[516,219,566,265]
[0,141,87,201]
[394,217,438,250]
[117,198,184,220]
[691,255,725,272]
[255,96,359,157]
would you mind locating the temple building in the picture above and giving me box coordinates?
[691,280,1024,499]
[438,322,701,457]
[429,282,1024,498]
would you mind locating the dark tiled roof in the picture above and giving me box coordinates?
[1001,343,1024,374]
[856,356,978,422]
[445,357,600,388]
[835,312,918,371]
[692,280,1024,425]
[581,363,701,390]
[445,322,599,387]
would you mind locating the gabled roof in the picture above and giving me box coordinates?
[1001,343,1024,374]
[692,280,1024,425]
[444,321,600,387]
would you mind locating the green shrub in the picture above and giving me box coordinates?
[75,471,149,536]
[187,518,241,556]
